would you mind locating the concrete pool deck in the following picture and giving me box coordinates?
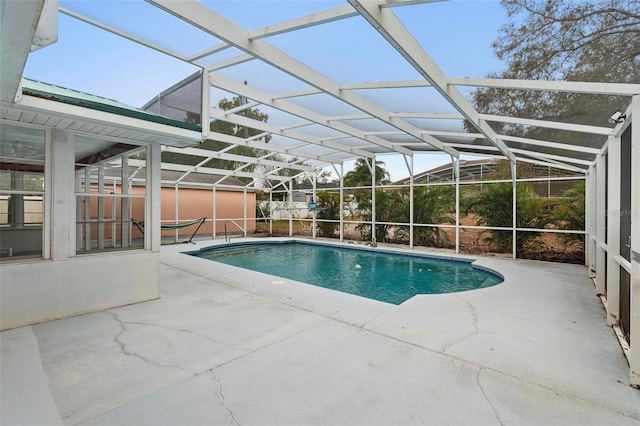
[2,238,639,425]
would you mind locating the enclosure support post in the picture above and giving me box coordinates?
[595,153,606,296]
[405,155,413,250]
[122,156,131,248]
[147,143,161,252]
[629,95,639,387]
[339,163,344,242]
[454,156,460,255]
[511,160,517,260]
[371,157,376,247]
[269,190,273,236]
[213,185,217,239]
[84,168,91,250]
[97,166,105,250]
[174,183,179,244]
[607,135,621,326]
[312,173,317,240]
[288,180,293,237]
[243,187,247,237]
[586,166,596,275]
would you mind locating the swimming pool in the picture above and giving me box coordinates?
[190,241,503,304]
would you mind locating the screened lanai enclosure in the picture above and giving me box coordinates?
[0,0,638,386]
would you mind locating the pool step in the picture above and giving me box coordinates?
[203,246,270,258]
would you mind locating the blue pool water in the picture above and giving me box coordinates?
[191,241,503,304]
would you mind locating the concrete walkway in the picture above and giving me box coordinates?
[2,238,639,425]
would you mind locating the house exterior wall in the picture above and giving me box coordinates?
[0,251,159,330]
[0,126,161,331]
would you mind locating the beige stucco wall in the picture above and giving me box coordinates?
[158,187,256,237]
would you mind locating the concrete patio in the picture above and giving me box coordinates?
[2,239,639,425]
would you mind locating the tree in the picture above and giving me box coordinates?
[553,181,585,246]
[315,190,341,237]
[162,96,273,180]
[463,182,553,254]
[343,158,393,242]
[344,158,391,187]
[471,0,639,145]
[409,186,455,248]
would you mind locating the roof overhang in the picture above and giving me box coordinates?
[1,93,201,148]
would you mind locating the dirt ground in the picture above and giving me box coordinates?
[254,218,585,264]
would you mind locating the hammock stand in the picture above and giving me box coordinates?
[132,217,207,244]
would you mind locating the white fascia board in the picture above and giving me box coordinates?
[163,146,317,172]
[349,0,514,162]
[480,114,614,136]
[150,0,456,157]
[248,5,358,40]
[500,134,601,155]
[17,95,201,145]
[447,77,640,97]
[60,7,192,66]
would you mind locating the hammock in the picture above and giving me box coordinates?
[131,217,207,244]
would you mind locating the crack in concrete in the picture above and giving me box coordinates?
[360,324,640,422]
[107,312,194,374]
[476,367,504,426]
[210,371,240,425]
[123,320,245,350]
[441,295,479,353]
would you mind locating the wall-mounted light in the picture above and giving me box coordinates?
[608,110,626,124]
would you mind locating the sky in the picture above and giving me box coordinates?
[23,0,510,181]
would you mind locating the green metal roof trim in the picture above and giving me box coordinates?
[22,79,201,132]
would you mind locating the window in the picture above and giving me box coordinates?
[74,136,147,253]
[0,124,46,259]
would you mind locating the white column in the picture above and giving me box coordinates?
[408,155,414,250]
[212,185,217,239]
[97,166,105,250]
[586,165,597,275]
[511,160,517,259]
[371,157,376,246]
[607,135,621,325]
[121,157,130,248]
[595,153,606,295]
[339,163,344,242]
[630,96,639,387]
[173,183,179,243]
[50,129,74,260]
[243,187,247,236]
[312,173,317,240]
[288,181,293,237]
[147,143,161,252]
[269,190,273,236]
[454,156,460,255]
